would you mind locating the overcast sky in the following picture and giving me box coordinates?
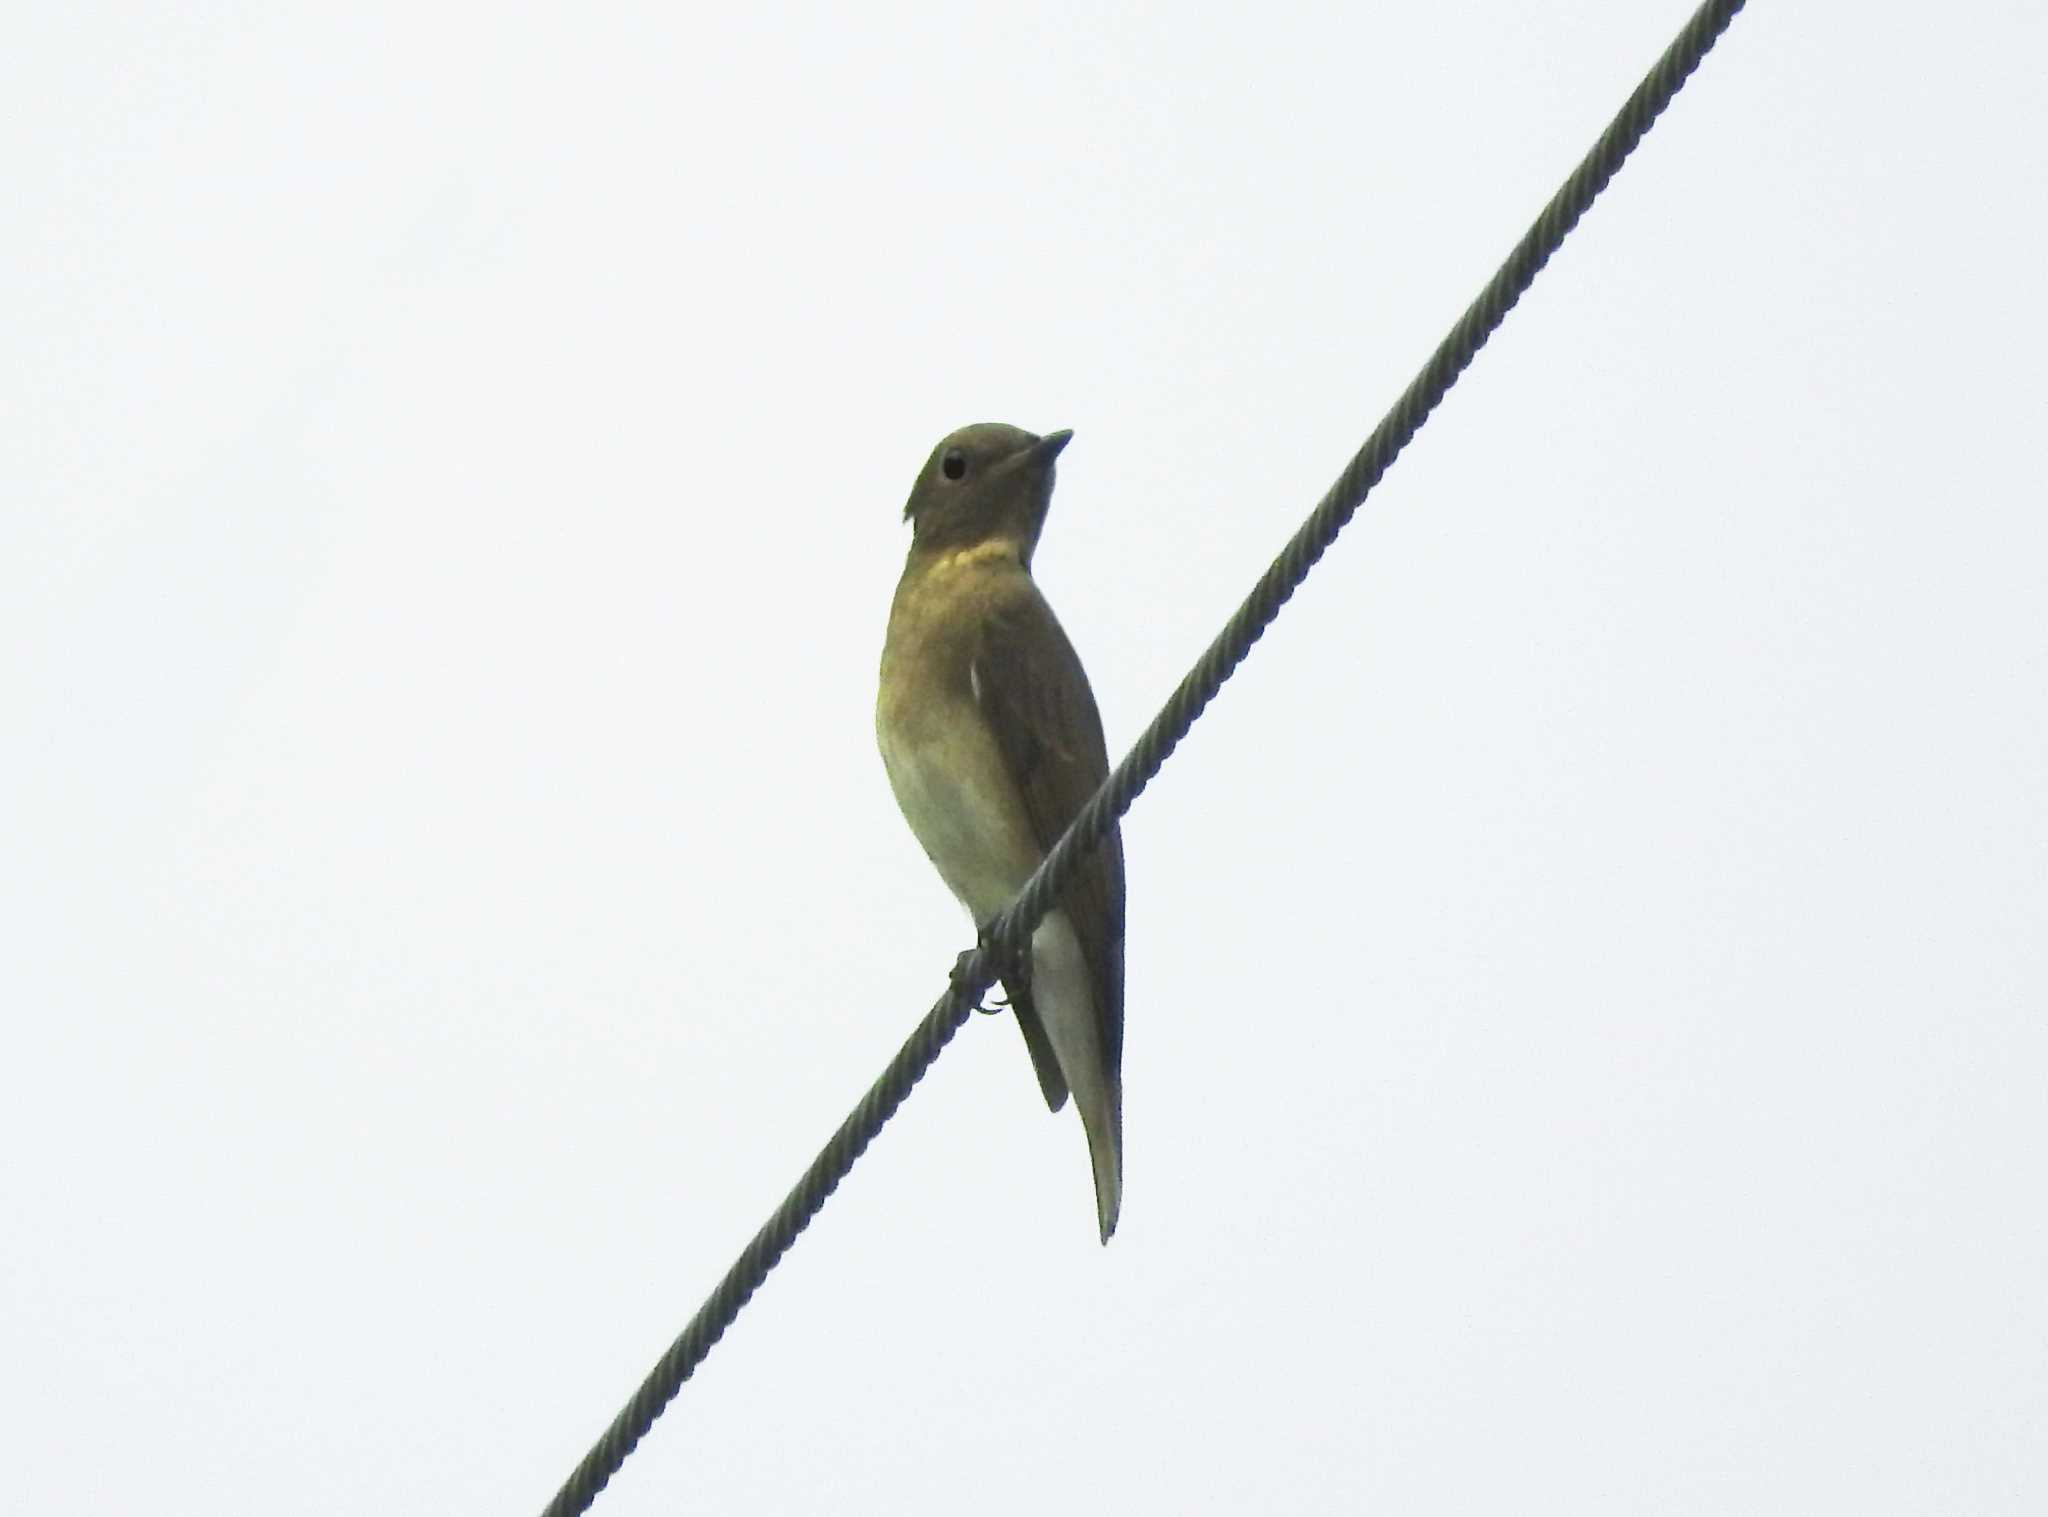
[7,3,2045,1513]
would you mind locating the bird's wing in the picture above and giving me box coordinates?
[974,581,1126,1084]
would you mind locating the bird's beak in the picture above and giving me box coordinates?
[1030,428,1074,464]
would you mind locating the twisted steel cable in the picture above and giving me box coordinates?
[540,3,1747,1511]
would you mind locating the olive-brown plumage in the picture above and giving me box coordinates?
[876,423,1126,1241]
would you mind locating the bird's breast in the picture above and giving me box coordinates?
[878,574,1043,925]
[877,690,1042,925]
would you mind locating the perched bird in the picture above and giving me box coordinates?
[876,423,1126,1243]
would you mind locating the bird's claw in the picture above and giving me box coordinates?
[951,948,1006,1015]
[953,928,1030,1016]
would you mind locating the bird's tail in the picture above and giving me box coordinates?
[1080,1079,1123,1244]
[1031,911,1124,1243]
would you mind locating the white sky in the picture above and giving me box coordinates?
[6,3,2045,1512]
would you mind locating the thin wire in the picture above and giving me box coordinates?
[539,3,1747,1511]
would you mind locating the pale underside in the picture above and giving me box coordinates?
[877,541,1122,1239]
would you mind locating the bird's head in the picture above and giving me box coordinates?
[902,423,1073,568]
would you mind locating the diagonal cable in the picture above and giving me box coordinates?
[539,3,1748,1511]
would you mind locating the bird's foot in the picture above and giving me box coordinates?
[952,927,1031,1016]
[985,923,1031,1015]
[950,948,1004,1015]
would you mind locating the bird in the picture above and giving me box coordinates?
[876,422,1126,1243]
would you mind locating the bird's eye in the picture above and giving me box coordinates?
[941,449,967,481]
